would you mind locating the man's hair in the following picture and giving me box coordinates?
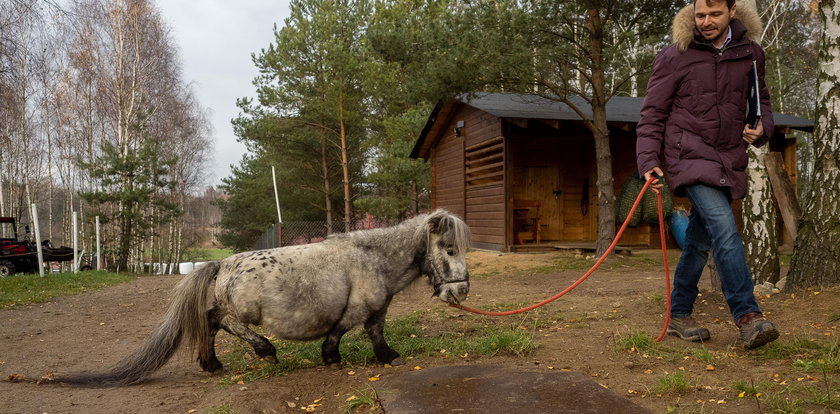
[694,0,735,8]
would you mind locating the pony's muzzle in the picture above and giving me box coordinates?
[436,281,470,304]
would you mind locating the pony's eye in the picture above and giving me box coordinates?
[446,249,455,256]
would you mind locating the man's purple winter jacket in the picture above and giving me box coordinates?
[636,5,774,200]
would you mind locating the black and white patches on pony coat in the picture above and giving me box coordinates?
[52,210,470,386]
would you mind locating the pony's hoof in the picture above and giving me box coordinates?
[262,355,278,364]
[200,358,224,373]
[389,357,405,367]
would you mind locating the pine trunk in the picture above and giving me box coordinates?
[588,8,616,257]
[338,87,352,233]
[743,145,780,283]
[787,0,840,288]
[320,132,334,234]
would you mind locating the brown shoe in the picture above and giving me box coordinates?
[737,312,779,350]
[667,316,711,342]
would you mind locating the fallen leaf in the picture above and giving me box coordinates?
[368,376,381,382]
[414,366,422,370]
[287,402,296,408]
[347,371,355,376]
[643,369,653,374]
[188,410,198,414]
[346,396,358,402]
[705,365,715,371]
[738,392,746,398]
[7,373,24,383]
[236,380,244,385]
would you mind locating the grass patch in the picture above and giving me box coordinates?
[828,312,840,323]
[653,371,691,395]
[665,404,711,414]
[181,248,234,261]
[691,347,715,365]
[792,341,840,373]
[343,386,378,413]
[220,314,538,384]
[207,403,237,414]
[756,337,823,360]
[763,390,804,414]
[731,379,770,397]
[611,327,677,359]
[648,292,664,306]
[0,271,134,309]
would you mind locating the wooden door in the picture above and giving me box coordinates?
[523,166,563,241]
[559,144,596,241]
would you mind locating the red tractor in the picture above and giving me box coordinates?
[0,216,80,276]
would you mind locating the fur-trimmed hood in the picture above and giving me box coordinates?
[672,3,764,51]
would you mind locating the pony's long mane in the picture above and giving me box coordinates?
[414,209,471,254]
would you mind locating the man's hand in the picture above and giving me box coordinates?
[644,167,664,194]
[742,122,764,144]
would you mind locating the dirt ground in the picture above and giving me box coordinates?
[1,249,838,413]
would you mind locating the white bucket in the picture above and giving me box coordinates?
[178,262,194,274]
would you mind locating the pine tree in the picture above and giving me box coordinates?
[79,136,179,271]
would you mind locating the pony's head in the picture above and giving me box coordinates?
[417,210,471,305]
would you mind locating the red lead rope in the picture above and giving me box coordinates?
[450,177,673,342]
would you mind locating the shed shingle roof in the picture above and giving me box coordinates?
[411,92,813,159]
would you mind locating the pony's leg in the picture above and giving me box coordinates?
[321,324,351,366]
[220,315,278,363]
[364,305,403,366]
[198,306,224,372]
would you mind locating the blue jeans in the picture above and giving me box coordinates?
[671,184,761,323]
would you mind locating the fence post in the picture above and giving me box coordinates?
[365,213,372,229]
[96,215,101,270]
[272,166,283,247]
[73,211,78,274]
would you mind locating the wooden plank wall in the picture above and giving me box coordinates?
[431,136,465,218]
[430,105,505,250]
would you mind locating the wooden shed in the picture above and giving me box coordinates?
[410,92,813,252]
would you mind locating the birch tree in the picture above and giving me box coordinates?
[740,0,781,284]
[786,0,840,288]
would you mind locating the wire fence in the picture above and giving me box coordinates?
[254,214,401,250]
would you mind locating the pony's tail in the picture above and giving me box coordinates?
[56,262,221,387]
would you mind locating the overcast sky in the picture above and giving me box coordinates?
[156,1,292,188]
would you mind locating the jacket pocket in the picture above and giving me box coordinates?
[679,130,716,161]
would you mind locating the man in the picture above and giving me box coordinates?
[636,0,779,349]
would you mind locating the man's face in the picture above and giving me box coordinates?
[694,1,736,46]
